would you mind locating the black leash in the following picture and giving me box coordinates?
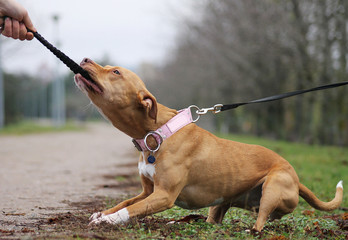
[221,81,348,111]
[197,80,348,115]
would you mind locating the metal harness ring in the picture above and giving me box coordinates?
[144,131,163,152]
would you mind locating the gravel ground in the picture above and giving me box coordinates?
[0,123,138,233]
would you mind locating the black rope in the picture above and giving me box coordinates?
[221,80,348,111]
[29,30,92,80]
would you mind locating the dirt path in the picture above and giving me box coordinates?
[0,123,138,234]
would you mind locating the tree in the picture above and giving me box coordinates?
[152,0,348,145]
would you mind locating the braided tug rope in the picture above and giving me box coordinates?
[29,30,93,81]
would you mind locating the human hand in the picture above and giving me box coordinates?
[0,0,36,40]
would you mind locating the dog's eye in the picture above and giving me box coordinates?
[113,69,121,75]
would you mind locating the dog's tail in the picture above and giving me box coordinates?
[299,180,343,211]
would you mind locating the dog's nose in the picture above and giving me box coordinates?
[81,58,93,65]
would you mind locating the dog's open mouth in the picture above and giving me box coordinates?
[75,73,103,94]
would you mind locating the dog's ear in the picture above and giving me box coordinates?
[137,90,158,121]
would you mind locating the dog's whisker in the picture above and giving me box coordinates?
[82,101,94,111]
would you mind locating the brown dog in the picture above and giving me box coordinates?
[74,58,343,231]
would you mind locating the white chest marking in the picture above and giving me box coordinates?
[138,153,156,181]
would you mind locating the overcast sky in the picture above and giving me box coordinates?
[1,0,194,76]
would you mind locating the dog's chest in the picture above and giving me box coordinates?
[138,160,156,181]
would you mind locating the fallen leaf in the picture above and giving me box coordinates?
[302,210,315,216]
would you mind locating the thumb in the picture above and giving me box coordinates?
[22,12,36,32]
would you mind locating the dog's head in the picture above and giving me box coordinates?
[74,58,157,137]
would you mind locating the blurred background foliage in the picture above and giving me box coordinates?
[146,0,348,146]
[2,0,348,146]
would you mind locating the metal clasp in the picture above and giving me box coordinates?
[187,104,223,123]
[196,104,223,115]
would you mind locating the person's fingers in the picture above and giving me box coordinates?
[2,17,12,37]
[25,31,34,40]
[18,22,27,40]
[0,0,36,35]
[0,17,34,40]
[0,17,4,35]
[11,19,20,39]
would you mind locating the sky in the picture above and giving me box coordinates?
[1,0,194,76]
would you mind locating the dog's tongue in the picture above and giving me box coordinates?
[90,81,102,93]
[77,74,102,94]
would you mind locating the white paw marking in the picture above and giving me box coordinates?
[336,180,343,189]
[89,208,129,225]
[89,212,104,221]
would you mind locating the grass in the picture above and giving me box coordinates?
[0,120,86,135]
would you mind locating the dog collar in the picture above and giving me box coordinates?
[132,107,194,152]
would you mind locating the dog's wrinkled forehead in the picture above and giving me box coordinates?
[103,65,145,87]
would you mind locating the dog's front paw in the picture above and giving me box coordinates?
[89,212,104,221]
[89,208,129,225]
[89,212,105,226]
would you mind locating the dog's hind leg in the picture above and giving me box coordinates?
[252,177,280,231]
[252,172,298,231]
[206,204,230,224]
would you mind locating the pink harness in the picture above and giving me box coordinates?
[132,108,194,152]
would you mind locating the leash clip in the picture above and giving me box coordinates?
[196,104,223,115]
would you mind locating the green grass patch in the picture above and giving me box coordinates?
[0,121,86,135]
